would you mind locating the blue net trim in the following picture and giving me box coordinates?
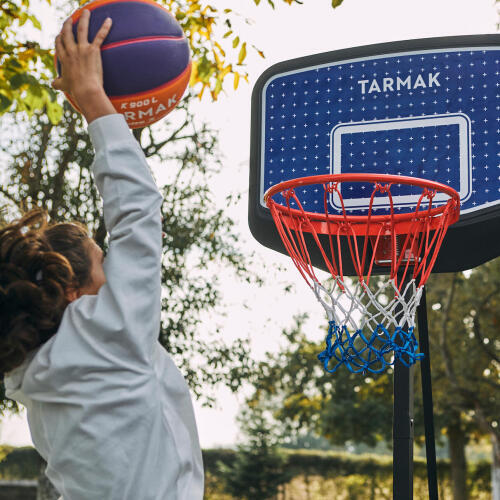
[317,321,424,374]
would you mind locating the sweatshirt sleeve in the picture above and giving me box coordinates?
[71,114,164,366]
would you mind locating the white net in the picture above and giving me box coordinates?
[312,277,424,373]
[313,278,423,332]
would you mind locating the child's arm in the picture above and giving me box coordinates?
[54,12,163,366]
[84,114,164,366]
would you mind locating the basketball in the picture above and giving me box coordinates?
[55,0,191,129]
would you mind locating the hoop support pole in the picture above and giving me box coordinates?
[393,275,415,500]
[417,288,439,500]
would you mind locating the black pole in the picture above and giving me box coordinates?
[393,357,415,499]
[417,287,439,500]
[393,278,415,500]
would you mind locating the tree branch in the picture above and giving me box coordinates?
[0,186,19,206]
[472,314,500,363]
[144,118,191,157]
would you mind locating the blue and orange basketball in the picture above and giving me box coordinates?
[56,0,191,128]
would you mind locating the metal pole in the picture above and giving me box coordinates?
[417,287,439,500]
[393,277,415,500]
[393,362,415,499]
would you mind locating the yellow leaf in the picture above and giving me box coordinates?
[219,64,232,79]
[198,83,208,100]
[214,41,225,58]
[238,42,247,65]
[212,49,221,66]
[253,46,265,59]
[232,36,240,49]
[214,77,222,96]
[18,48,36,62]
[233,72,239,90]
[189,60,198,86]
[188,2,202,15]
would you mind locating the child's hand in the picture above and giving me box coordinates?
[53,10,116,123]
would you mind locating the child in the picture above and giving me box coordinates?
[1,10,203,499]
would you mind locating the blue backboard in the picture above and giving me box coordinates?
[249,35,500,274]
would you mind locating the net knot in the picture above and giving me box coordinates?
[375,182,391,194]
[339,221,351,234]
[325,182,339,194]
[299,217,311,229]
[423,188,436,200]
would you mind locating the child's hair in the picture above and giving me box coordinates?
[0,209,93,375]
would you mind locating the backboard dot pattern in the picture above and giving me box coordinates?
[261,48,499,216]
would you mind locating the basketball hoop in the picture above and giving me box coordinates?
[265,173,460,374]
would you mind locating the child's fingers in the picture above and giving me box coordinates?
[51,77,64,91]
[61,17,76,54]
[77,10,90,46]
[91,17,112,48]
[55,34,66,60]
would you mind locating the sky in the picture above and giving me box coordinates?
[0,0,498,449]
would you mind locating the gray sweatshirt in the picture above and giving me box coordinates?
[4,114,204,500]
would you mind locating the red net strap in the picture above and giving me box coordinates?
[267,175,459,293]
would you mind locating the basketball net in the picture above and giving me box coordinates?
[265,174,460,374]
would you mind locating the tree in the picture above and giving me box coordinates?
[246,259,500,499]
[0,0,59,120]
[425,261,500,500]
[248,314,394,448]
[218,404,291,500]
[0,0,344,119]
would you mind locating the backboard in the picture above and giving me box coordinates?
[249,35,500,275]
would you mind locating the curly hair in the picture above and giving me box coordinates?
[0,209,92,375]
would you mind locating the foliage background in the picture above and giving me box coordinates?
[0,4,498,500]
[0,446,493,499]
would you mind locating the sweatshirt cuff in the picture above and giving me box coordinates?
[88,113,133,151]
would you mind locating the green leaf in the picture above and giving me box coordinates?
[18,12,28,26]
[232,36,240,49]
[331,0,344,7]
[0,94,12,113]
[28,15,42,30]
[9,73,28,90]
[6,58,24,71]
[24,90,44,113]
[28,81,44,97]
[45,97,63,124]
